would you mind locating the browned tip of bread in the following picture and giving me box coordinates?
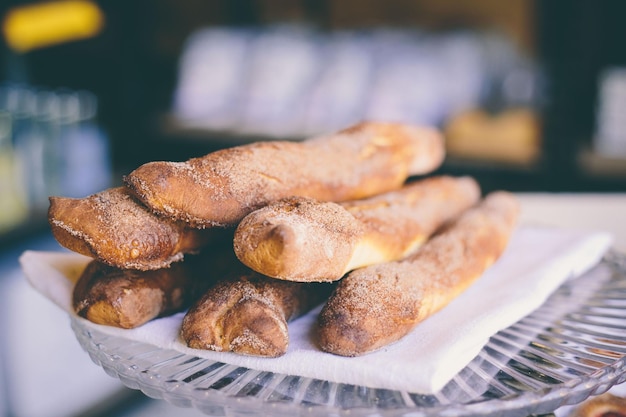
[339,121,445,175]
[181,277,291,357]
[48,187,214,270]
[48,195,100,259]
[223,298,290,357]
[234,222,297,278]
[398,125,446,175]
[73,261,167,329]
[233,197,362,282]
[316,306,374,358]
[182,269,334,357]
[73,254,220,329]
[75,290,163,329]
[316,263,420,357]
[184,296,290,358]
[571,393,626,417]
[473,191,520,234]
[123,160,244,228]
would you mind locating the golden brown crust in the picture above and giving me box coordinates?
[48,187,222,270]
[124,121,445,228]
[233,196,361,282]
[72,254,218,329]
[571,393,626,417]
[317,191,520,356]
[181,270,333,357]
[233,176,480,282]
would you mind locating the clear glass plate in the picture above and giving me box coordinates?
[71,252,626,417]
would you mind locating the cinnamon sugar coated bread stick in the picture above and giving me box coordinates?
[317,191,520,356]
[182,269,333,357]
[124,121,445,228]
[73,253,219,329]
[234,176,480,282]
[48,187,220,270]
[570,393,626,417]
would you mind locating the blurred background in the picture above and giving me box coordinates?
[0,0,625,416]
[2,0,626,240]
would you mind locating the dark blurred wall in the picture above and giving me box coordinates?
[1,0,537,175]
[2,0,625,190]
[1,1,237,173]
[537,0,626,191]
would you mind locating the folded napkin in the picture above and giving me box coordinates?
[20,226,613,394]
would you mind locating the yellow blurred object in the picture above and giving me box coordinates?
[0,112,27,233]
[444,108,541,165]
[2,0,104,53]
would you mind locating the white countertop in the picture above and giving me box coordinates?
[516,193,626,252]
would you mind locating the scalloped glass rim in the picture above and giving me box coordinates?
[71,252,626,417]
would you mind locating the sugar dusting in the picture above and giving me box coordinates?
[48,187,198,269]
[235,197,363,281]
[343,176,481,265]
[236,176,480,281]
[319,192,520,355]
[183,271,327,356]
[126,122,445,226]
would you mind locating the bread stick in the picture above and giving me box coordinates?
[73,253,220,329]
[124,121,445,228]
[234,176,480,282]
[182,269,333,357]
[317,191,520,356]
[571,393,626,417]
[48,187,224,270]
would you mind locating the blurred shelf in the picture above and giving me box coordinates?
[443,154,543,174]
[155,116,552,195]
[158,113,307,147]
[159,113,546,172]
[436,156,548,194]
[579,147,626,179]
[0,212,49,251]
[154,115,626,193]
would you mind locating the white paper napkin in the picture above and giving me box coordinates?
[20,226,613,394]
